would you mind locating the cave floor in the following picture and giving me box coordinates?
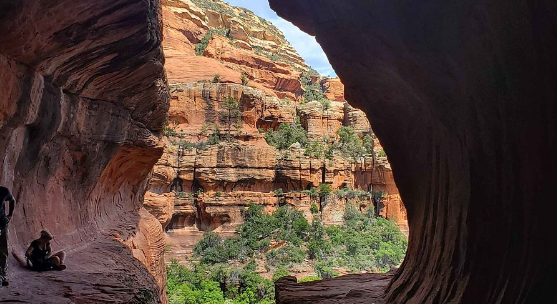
[0,238,156,304]
[275,271,393,304]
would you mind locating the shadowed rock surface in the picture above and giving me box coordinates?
[275,272,393,304]
[270,0,557,303]
[0,0,169,302]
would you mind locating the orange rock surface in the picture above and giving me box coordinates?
[146,0,408,266]
[161,0,308,99]
[0,0,168,302]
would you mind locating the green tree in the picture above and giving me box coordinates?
[363,134,374,155]
[219,96,242,142]
[304,139,327,159]
[337,126,366,162]
[272,265,290,282]
[265,118,308,149]
[300,71,326,103]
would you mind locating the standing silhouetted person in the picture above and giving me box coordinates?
[0,186,15,286]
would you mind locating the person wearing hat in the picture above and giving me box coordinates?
[24,230,66,271]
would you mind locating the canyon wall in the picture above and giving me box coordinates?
[146,0,408,261]
[0,0,168,302]
[270,0,557,303]
[146,82,408,260]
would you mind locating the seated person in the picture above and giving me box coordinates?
[25,230,66,271]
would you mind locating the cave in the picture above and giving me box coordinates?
[0,0,168,302]
[269,0,557,303]
[1,0,555,303]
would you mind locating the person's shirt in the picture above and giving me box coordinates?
[0,186,14,217]
[29,240,50,261]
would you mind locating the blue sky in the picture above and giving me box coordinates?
[223,0,337,77]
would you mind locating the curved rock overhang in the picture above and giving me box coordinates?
[270,0,557,303]
[0,0,169,302]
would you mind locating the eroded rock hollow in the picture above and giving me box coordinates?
[0,0,169,302]
[270,0,557,303]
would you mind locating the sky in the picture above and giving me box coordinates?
[223,0,337,77]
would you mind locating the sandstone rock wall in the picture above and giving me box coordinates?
[0,0,168,302]
[147,82,408,261]
[145,0,408,266]
[270,0,557,303]
[162,0,308,99]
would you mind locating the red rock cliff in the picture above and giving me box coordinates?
[270,0,557,303]
[0,0,169,302]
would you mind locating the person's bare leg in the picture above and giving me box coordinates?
[49,251,66,270]
[49,256,61,266]
[52,251,66,265]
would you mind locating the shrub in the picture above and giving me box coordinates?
[318,184,332,197]
[212,74,221,83]
[301,71,326,103]
[304,139,327,159]
[195,31,213,56]
[363,134,374,155]
[298,276,321,283]
[310,203,319,214]
[195,28,230,56]
[264,118,309,150]
[272,265,290,282]
[266,245,305,266]
[314,261,339,279]
[207,127,221,145]
[241,72,249,85]
[164,127,179,137]
[337,126,366,162]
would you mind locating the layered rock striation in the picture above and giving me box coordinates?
[162,0,309,99]
[0,0,168,302]
[270,0,557,303]
[146,80,408,260]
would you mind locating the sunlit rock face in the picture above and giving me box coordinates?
[0,0,169,302]
[147,0,409,264]
[162,0,308,100]
[270,0,557,303]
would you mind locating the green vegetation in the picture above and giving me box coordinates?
[189,0,235,15]
[219,97,242,142]
[167,260,274,304]
[241,73,249,85]
[164,127,179,137]
[212,74,221,83]
[333,187,372,200]
[304,138,328,159]
[267,125,372,163]
[169,124,222,151]
[363,134,374,155]
[264,118,308,149]
[166,202,407,303]
[272,188,284,196]
[336,126,367,162]
[318,184,332,197]
[195,28,230,56]
[301,72,327,103]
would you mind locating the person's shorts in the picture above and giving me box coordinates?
[28,258,54,271]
